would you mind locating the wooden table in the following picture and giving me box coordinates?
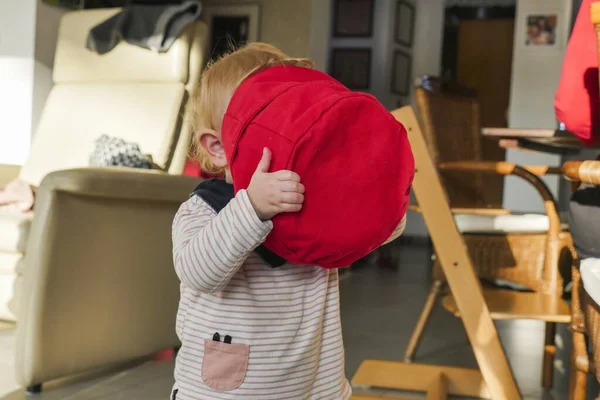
[482,127,589,154]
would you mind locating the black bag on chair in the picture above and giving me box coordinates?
[570,183,600,259]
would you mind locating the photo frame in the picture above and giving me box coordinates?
[330,48,372,90]
[392,50,411,96]
[524,13,558,48]
[395,1,415,47]
[333,0,375,38]
[203,4,261,61]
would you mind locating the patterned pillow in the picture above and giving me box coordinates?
[89,135,158,169]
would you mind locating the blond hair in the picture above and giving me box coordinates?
[188,42,314,175]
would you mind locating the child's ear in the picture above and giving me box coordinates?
[199,130,228,167]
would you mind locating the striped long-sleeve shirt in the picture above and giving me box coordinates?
[171,189,352,400]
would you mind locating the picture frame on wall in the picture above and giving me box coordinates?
[392,50,411,96]
[524,13,559,49]
[394,0,415,48]
[333,0,375,38]
[202,4,262,62]
[330,48,372,90]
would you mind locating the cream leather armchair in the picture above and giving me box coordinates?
[0,9,208,392]
[16,169,199,393]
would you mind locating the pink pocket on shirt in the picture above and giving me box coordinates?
[201,339,249,391]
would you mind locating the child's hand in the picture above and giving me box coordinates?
[247,148,305,220]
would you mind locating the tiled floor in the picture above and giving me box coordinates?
[0,244,597,399]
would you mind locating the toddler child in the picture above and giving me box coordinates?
[171,43,408,400]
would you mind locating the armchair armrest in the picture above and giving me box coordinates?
[438,161,561,223]
[0,164,21,186]
[438,161,563,294]
[438,161,559,219]
[37,167,199,201]
[563,161,600,184]
[15,167,201,387]
[408,204,511,216]
[438,161,561,176]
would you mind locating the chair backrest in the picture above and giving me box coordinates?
[414,75,503,208]
[19,9,208,186]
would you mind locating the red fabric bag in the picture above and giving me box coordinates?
[183,160,203,177]
[555,0,600,145]
[222,66,414,268]
[183,160,223,179]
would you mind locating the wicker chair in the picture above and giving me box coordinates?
[414,76,505,208]
[566,5,600,398]
[563,160,600,400]
[405,76,575,389]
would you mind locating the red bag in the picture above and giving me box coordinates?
[554,0,600,145]
[183,160,203,177]
[183,160,223,179]
[222,66,414,268]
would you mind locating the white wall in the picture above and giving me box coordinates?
[369,0,397,109]
[0,0,37,166]
[406,0,445,237]
[0,0,64,167]
[504,0,572,212]
[321,0,394,107]
[411,0,445,79]
[309,0,332,72]
[309,0,444,237]
[33,1,65,137]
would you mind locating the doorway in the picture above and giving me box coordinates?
[442,6,516,203]
[209,16,250,61]
[443,6,515,127]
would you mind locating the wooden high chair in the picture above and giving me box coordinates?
[351,106,580,399]
[352,106,523,400]
[404,77,574,390]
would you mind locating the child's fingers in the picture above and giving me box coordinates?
[280,181,305,193]
[274,170,301,182]
[278,203,303,213]
[255,148,272,173]
[280,192,304,204]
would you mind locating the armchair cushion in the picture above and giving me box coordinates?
[0,209,33,253]
[581,258,600,306]
[18,9,207,187]
[454,213,567,234]
[54,9,194,84]
[20,83,185,187]
[0,252,23,276]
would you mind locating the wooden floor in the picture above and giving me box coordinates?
[0,244,596,399]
